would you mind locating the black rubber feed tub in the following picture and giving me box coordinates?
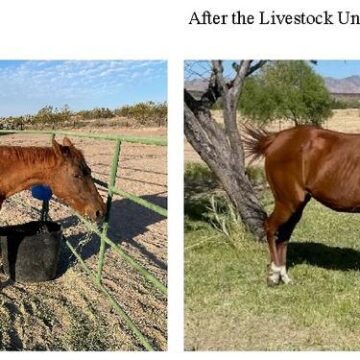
[0,221,62,282]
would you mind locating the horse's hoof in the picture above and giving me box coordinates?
[267,273,280,287]
[280,273,292,284]
[266,278,280,287]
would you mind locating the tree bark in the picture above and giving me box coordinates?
[184,60,267,240]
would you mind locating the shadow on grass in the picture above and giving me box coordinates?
[287,241,360,271]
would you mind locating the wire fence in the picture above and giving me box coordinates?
[0,129,167,351]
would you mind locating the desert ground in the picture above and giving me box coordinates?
[0,125,167,350]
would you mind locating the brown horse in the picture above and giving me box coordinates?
[244,125,360,286]
[0,137,105,222]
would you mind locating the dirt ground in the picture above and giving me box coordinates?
[0,126,167,350]
[185,109,360,163]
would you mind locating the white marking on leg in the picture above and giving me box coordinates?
[268,262,281,284]
[280,265,291,284]
[270,262,282,273]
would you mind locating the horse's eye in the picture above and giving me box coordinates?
[74,173,82,179]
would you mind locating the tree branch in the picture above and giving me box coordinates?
[184,89,199,113]
[232,60,268,77]
[231,60,251,98]
[184,89,228,151]
[211,60,228,94]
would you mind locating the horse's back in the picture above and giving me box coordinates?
[266,126,360,211]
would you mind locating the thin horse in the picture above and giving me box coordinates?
[244,125,360,286]
[0,137,105,221]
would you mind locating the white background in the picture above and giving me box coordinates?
[1,0,360,358]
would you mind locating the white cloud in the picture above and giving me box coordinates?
[0,60,164,98]
[0,60,166,116]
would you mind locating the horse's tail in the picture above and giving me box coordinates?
[242,124,277,163]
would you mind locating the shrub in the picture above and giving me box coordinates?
[0,101,167,129]
[330,98,360,109]
[114,101,167,126]
[77,107,115,120]
[33,105,72,129]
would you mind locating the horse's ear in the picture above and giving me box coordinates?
[52,138,63,158]
[63,137,74,147]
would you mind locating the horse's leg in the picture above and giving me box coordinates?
[277,241,290,283]
[276,195,310,284]
[0,198,3,259]
[265,201,294,286]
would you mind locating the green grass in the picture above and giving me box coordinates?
[185,163,360,350]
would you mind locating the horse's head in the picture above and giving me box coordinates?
[49,137,106,222]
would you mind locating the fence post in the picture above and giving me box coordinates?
[97,138,121,284]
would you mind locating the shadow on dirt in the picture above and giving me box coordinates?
[57,193,167,276]
[92,170,167,188]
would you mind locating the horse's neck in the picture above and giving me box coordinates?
[0,146,57,199]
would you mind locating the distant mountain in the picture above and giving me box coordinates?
[324,76,360,94]
[185,79,209,92]
[186,76,360,96]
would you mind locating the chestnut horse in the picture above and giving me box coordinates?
[0,137,105,222]
[244,125,360,286]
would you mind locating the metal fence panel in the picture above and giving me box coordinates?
[0,129,167,350]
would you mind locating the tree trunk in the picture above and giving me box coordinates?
[184,105,266,240]
[184,60,268,241]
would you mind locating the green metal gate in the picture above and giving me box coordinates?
[0,129,167,351]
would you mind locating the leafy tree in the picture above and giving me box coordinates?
[239,61,332,126]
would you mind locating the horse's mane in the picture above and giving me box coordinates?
[0,145,85,166]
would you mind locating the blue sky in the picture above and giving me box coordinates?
[185,60,360,81]
[0,60,167,116]
[311,60,360,79]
